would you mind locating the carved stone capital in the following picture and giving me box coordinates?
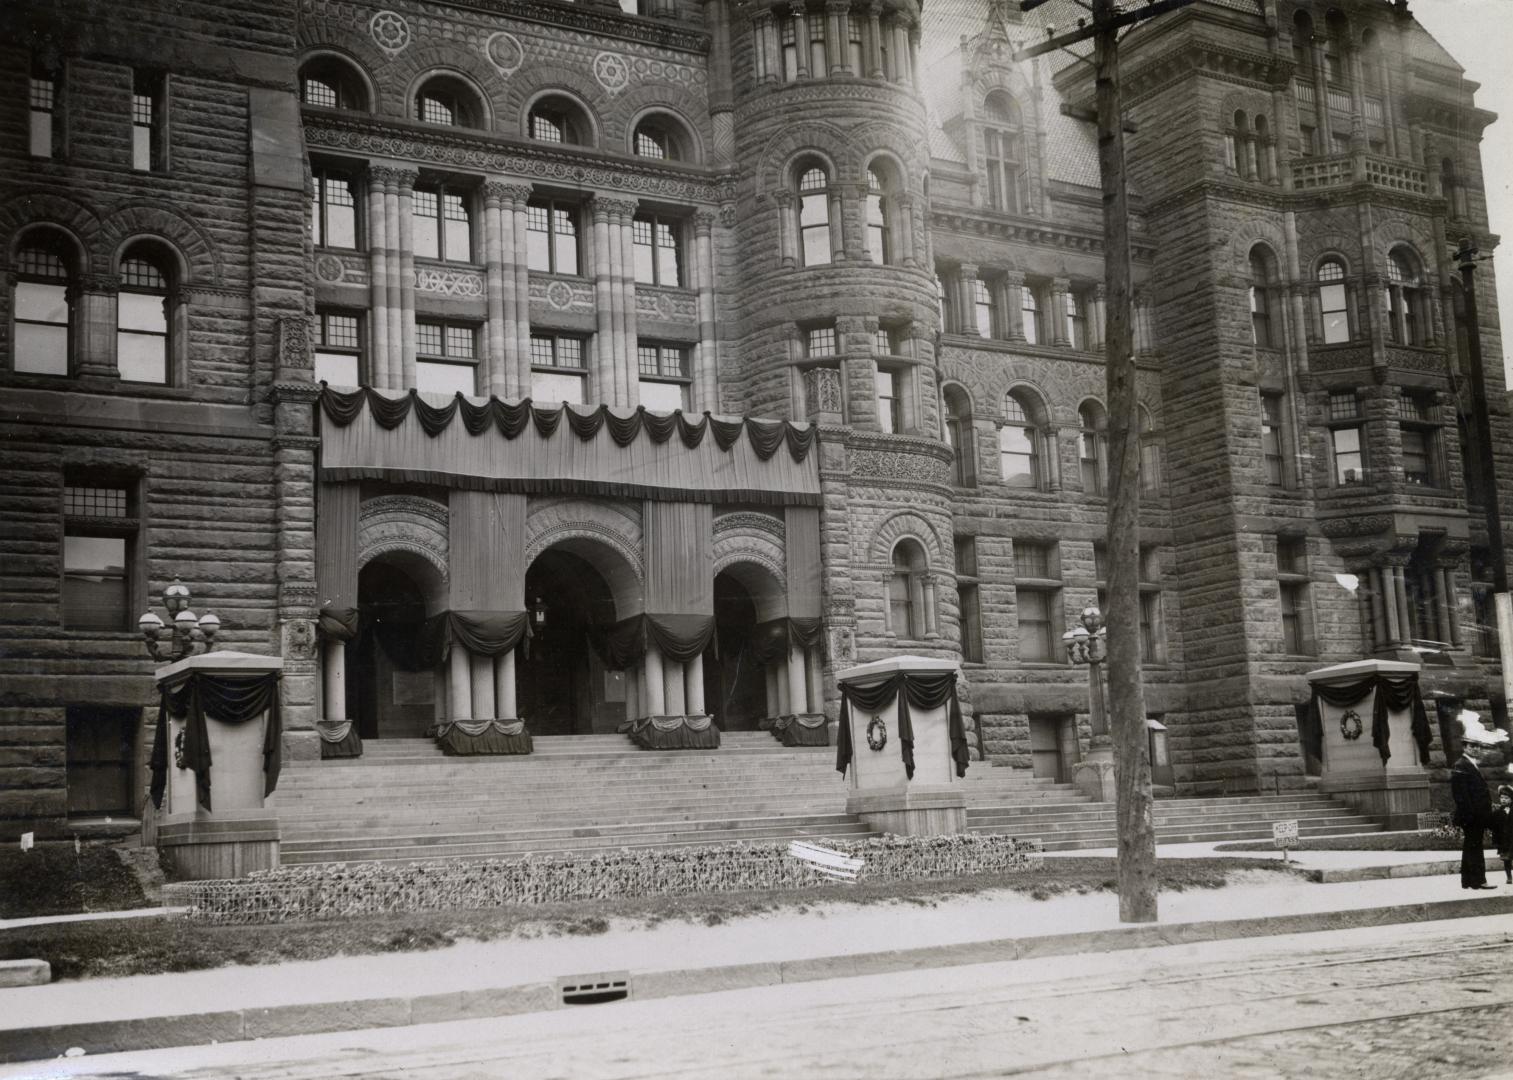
[694,209,719,233]
[596,196,641,220]
[79,272,121,295]
[369,165,419,191]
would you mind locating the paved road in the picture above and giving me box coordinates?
[12,916,1513,1080]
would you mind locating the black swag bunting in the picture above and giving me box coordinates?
[368,610,532,672]
[149,670,283,813]
[1310,671,1433,767]
[836,671,970,782]
[744,617,824,668]
[587,613,717,671]
[317,387,817,464]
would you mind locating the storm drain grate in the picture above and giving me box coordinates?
[558,971,631,1005]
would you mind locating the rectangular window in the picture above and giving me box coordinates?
[62,476,137,632]
[1066,290,1089,350]
[632,214,683,287]
[1398,390,1439,487]
[1472,548,1499,658]
[412,186,473,262]
[29,62,58,158]
[526,200,580,275]
[1261,392,1286,486]
[973,278,994,338]
[314,311,362,386]
[311,169,358,249]
[530,332,587,404]
[1014,541,1059,663]
[780,17,799,82]
[1328,391,1364,485]
[1021,285,1040,345]
[1276,536,1311,654]
[66,706,140,817]
[131,71,164,172]
[415,319,477,395]
[805,325,836,358]
[849,23,864,73]
[955,536,982,663]
[637,341,690,412]
[875,368,901,433]
[15,268,71,377]
[810,18,827,77]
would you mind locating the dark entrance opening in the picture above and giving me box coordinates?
[522,547,621,735]
[709,570,767,730]
[66,706,140,816]
[355,557,435,739]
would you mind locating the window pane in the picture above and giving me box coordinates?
[532,370,585,404]
[1014,543,1050,579]
[117,292,165,334]
[315,350,359,386]
[322,314,359,348]
[16,280,69,324]
[416,361,475,396]
[30,111,53,158]
[527,229,551,273]
[14,322,69,375]
[133,126,151,171]
[1017,590,1052,661]
[658,240,680,287]
[445,216,471,262]
[63,536,128,631]
[634,243,655,285]
[802,226,831,267]
[64,487,128,517]
[639,379,686,412]
[416,323,443,355]
[554,221,578,275]
[117,333,167,383]
[1000,427,1037,487]
[446,325,475,358]
[413,207,439,260]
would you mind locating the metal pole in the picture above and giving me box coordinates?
[1455,239,1513,709]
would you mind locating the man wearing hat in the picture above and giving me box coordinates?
[1450,733,1497,889]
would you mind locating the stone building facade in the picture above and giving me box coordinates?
[1,0,1508,837]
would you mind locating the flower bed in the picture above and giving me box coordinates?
[163,834,1044,925]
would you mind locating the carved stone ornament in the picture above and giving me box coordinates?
[282,618,318,662]
[315,255,346,283]
[485,31,524,76]
[1320,514,1394,539]
[594,51,631,94]
[277,314,313,373]
[829,625,856,664]
[369,10,411,57]
[545,280,575,310]
[415,267,485,298]
[804,367,844,417]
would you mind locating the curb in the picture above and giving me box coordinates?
[5,892,1512,1064]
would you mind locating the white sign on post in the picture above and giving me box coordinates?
[1272,819,1299,862]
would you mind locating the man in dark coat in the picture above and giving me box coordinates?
[1450,740,1495,889]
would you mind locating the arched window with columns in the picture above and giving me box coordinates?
[888,538,930,639]
[795,161,832,267]
[1316,257,1351,344]
[1000,389,1045,489]
[1385,246,1428,347]
[300,55,371,111]
[1249,244,1279,348]
[1079,400,1108,495]
[117,242,179,385]
[415,74,486,128]
[943,385,976,487]
[12,229,76,377]
[865,165,893,264]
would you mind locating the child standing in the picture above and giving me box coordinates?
[1491,785,1513,886]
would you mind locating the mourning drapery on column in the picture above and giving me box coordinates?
[835,670,969,782]
[316,482,362,758]
[150,670,283,813]
[1309,669,1433,767]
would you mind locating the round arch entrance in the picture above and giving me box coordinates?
[354,551,446,740]
[708,562,786,730]
[522,539,641,735]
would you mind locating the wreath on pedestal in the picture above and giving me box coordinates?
[1339,709,1364,741]
[866,716,888,752]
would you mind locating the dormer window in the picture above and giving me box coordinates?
[983,91,1026,214]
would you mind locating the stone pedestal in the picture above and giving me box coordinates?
[838,655,965,836]
[154,651,283,880]
[1073,742,1116,802]
[1307,658,1430,830]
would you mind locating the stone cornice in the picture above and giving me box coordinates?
[929,208,1157,266]
[448,0,710,54]
[304,113,736,205]
[1142,176,1440,224]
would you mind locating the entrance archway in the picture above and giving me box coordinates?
[709,562,787,730]
[522,539,640,735]
[354,551,446,739]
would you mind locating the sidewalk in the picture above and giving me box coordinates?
[3,852,1512,1064]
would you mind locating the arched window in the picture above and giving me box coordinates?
[1385,247,1427,346]
[935,273,949,333]
[529,95,591,146]
[889,539,928,638]
[1000,391,1041,489]
[12,233,74,376]
[1079,401,1108,495]
[1228,111,1248,176]
[943,385,976,487]
[796,164,831,267]
[983,91,1026,214]
[1249,245,1277,348]
[117,244,176,384]
[1252,114,1270,181]
[632,115,693,162]
[415,75,485,129]
[1139,406,1162,494]
[1292,11,1315,75]
[1324,11,1350,86]
[865,166,892,264]
[299,56,369,111]
[1317,258,1350,344]
[1360,29,1382,94]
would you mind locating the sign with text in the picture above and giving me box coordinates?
[1272,820,1299,849]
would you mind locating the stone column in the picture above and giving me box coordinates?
[591,197,616,403]
[448,646,472,720]
[394,169,419,390]
[1368,568,1389,648]
[322,639,347,723]
[1089,284,1107,352]
[922,575,939,637]
[784,648,805,716]
[471,651,496,721]
[1391,565,1412,646]
[626,665,642,721]
[1440,568,1462,647]
[366,170,391,388]
[865,2,884,79]
[765,663,781,720]
[1050,279,1071,346]
[495,649,517,718]
[891,17,910,84]
[956,263,979,336]
[908,25,921,90]
[1000,270,1025,341]
[1432,569,1453,644]
[76,273,120,379]
[482,183,510,397]
[664,658,687,714]
[644,643,667,715]
[828,186,846,262]
[790,0,811,80]
[895,195,916,267]
[693,210,719,412]
[805,647,824,713]
[618,201,640,407]
[1043,427,1062,490]
[685,652,706,715]
[825,1,847,76]
[506,185,533,398]
[773,190,796,269]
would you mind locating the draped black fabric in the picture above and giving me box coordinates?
[588,613,716,671]
[746,617,825,666]
[320,726,363,759]
[317,607,360,642]
[371,611,530,670]
[317,387,819,464]
[835,671,969,782]
[149,670,282,813]
[1309,671,1433,766]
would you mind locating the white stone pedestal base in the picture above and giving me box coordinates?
[1073,749,1116,802]
[845,786,967,836]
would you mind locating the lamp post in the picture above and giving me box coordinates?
[1063,606,1110,738]
[138,578,220,662]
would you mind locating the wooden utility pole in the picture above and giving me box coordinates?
[1017,0,1193,923]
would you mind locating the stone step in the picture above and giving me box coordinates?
[966,799,1353,826]
[284,811,864,847]
[281,800,851,829]
[973,817,1382,847]
[1029,821,1385,852]
[966,807,1374,834]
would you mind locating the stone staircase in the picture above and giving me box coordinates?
[274,733,1380,865]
